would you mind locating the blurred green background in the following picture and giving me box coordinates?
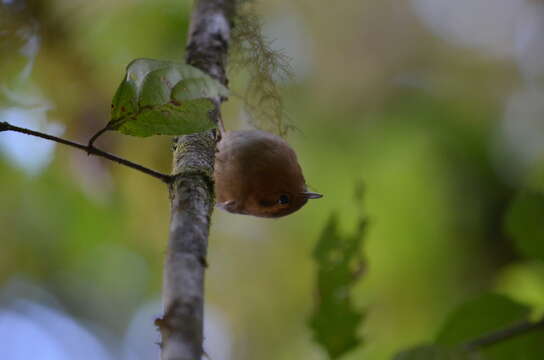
[1,0,544,359]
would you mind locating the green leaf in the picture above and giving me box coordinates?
[172,74,230,101]
[309,212,368,359]
[394,345,485,360]
[505,191,544,262]
[106,58,229,137]
[110,78,138,122]
[435,293,544,360]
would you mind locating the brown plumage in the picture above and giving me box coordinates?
[214,130,322,218]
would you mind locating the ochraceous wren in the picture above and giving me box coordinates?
[214,129,322,218]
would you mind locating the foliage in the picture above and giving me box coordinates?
[101,58,228,138]
[435,293,541,360]
[309,193,367,359]
[505,191,544,262]
[392,293,544,360]
[3,1,544,360]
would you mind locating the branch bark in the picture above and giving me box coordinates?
[157,1,235,359]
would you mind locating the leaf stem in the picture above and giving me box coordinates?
[0,121,174,184]
[87,124,110,149]
[463,316,544,351]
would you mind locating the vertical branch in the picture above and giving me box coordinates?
[157,1,235,360]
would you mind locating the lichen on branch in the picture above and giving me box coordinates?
[229,0,294,137]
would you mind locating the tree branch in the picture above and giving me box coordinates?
[463,316,544,352]
[156,1,235,359]
[0,121,173,183]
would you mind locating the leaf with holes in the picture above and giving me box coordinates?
[309,212,368,359]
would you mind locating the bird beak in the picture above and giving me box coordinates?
[303,192,323,199]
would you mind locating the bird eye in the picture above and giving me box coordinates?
[278,194,290,205]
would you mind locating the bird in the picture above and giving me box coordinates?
[214,129,322,218]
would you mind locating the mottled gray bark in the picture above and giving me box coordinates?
[157,1,235,360]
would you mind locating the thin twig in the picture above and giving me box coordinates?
[0,121,174,183]
[463,316,544,352]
